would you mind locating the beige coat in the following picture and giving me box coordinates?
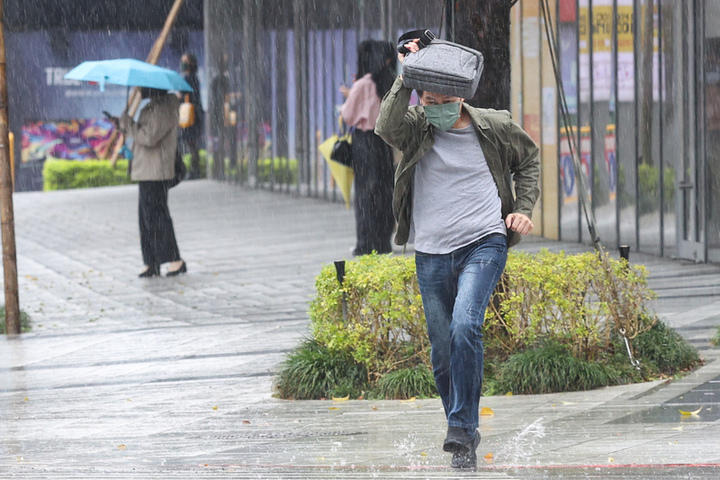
[121,94,180,182]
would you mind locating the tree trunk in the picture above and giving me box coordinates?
[448,0,512,110]
[0,0,20,335]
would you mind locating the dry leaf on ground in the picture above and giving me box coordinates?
[679,406,703,416]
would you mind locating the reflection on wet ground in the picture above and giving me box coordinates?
[512,465,720,479]
[612,374,720,424]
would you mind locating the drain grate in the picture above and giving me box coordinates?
[207,430,367,440]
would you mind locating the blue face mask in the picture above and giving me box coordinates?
[423,102,461,131]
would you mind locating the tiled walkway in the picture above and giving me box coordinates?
[2,181,720,478]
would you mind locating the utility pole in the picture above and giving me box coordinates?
[449,0,513,110]
[0,0,20,335]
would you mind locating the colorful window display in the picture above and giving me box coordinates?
[21,118,123,162]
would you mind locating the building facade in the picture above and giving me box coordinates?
[204,0,720,264]
[4,0,204,191]
[511,0,720,263]
[204,0,447,195]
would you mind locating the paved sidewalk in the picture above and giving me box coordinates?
[2,181,720,479]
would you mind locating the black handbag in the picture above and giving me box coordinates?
[168,150,187,188]
[330,136,353,167]
[330,117,353,167]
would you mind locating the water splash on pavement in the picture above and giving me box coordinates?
[495,417,546,465]
[394,433,431,468]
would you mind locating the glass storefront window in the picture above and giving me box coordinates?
[617,0,638,251]
[636,0,662,255]
[592,0,619,248]
[203,0,720,264]
[558,1,581,243]
[707,1,720,262]
[659,0,684,258]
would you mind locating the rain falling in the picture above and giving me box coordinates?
[1,1,720,478]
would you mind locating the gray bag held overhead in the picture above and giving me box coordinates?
[400,30,484,99]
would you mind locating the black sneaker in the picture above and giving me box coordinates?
[443,427,481,469]
[450,432,481,469]
[443,426,473,453]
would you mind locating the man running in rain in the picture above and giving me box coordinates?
[375,38,540,469]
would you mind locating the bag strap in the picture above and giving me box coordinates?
[397,29,436,54]
[337,116,355,137]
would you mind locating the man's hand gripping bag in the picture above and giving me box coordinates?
[401,35,484,99]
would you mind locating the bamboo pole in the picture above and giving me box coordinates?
[110,0,186,166]
[0,0,20,335]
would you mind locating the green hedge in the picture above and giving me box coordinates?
[275,250,701,400]
[485,250,657,361]
[43,158,131,191]
[43,150,206,191]
[308,253,428,381]
[183,149,209,177]
[238,157,298,184]
[44,151,207,191]
[258,157,298,184]
[619,164,675,214]
[43,151,297,190]
[1,307,32,333]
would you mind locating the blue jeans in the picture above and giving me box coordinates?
[415,234,508,434]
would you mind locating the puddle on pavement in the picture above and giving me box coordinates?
[612,374,720,424]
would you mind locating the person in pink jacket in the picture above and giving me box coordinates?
[340,40,397,256]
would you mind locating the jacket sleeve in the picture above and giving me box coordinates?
[120,103,174,148]
[374,76,417,150]
[504,119,540,218]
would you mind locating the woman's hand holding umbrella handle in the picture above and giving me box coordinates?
[104,111,120,130]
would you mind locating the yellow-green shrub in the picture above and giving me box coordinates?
[310,250,658,380]
[43,158,131,191]
[309,253,429,382]
[183,149,208,177]
[239,157,298,184]
[485,250,657,361]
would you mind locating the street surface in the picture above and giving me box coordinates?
[2,181,720,479]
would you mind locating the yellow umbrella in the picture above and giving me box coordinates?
[319,134,354,209]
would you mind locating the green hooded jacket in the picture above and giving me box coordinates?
[375,76,541,248]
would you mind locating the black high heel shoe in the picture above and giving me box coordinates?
[139,265,160,278]
[166,260,187,277]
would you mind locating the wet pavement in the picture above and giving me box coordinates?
[2,180,720,479]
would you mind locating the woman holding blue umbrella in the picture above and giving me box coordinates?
[112,87,186,278]
[65,59,192,277]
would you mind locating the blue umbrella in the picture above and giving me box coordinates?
[64,58,193,92]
